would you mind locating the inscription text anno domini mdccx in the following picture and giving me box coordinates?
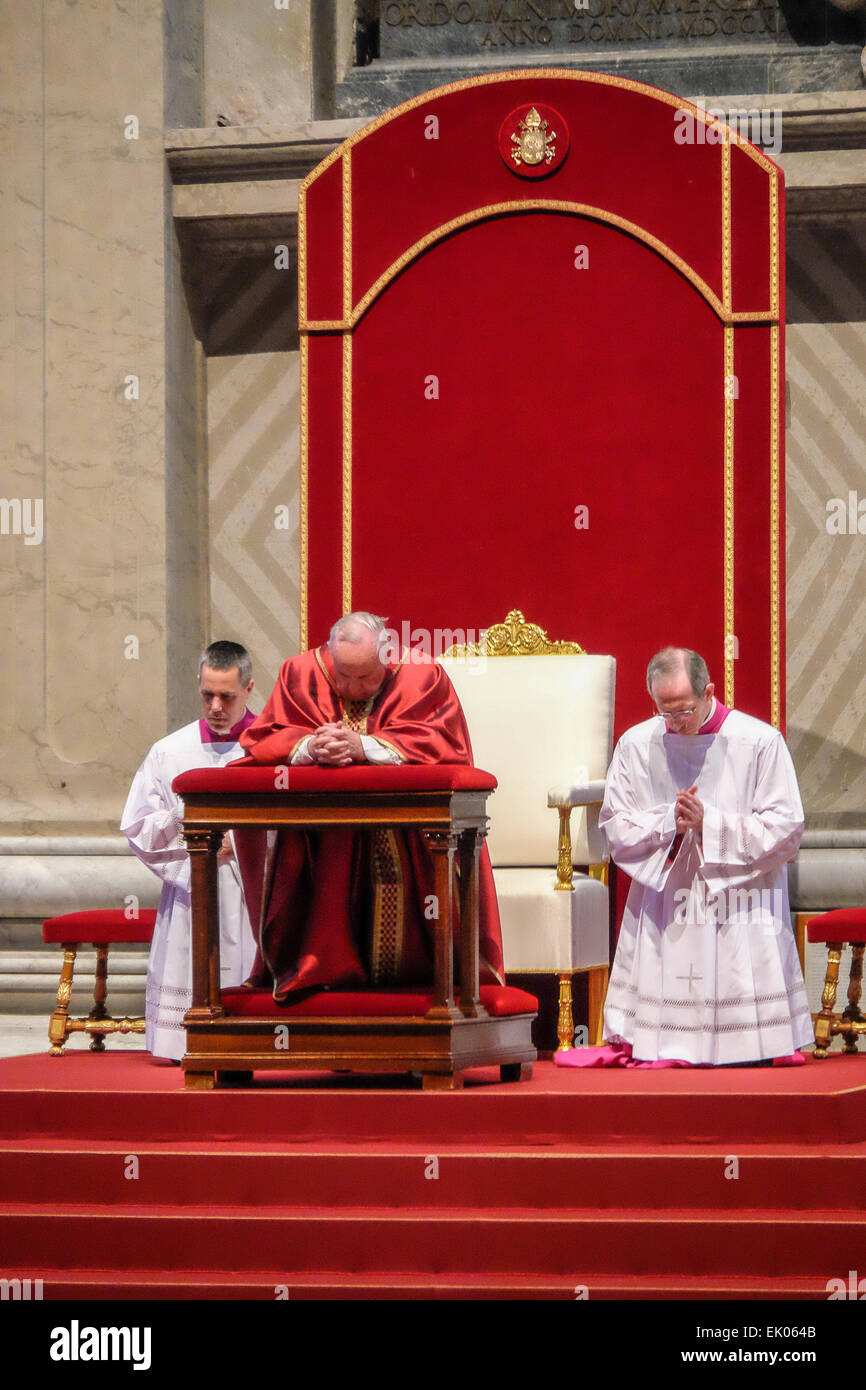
[378,0,789,56]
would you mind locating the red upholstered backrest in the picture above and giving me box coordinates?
[300,71,785,738]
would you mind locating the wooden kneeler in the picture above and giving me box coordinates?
[172,764,537,1090]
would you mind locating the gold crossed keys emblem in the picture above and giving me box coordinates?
[511,106,556,167]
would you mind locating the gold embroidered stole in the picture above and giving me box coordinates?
[341,698,404,984]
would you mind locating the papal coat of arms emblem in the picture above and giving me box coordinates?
[498,103,570,179]
[512,107,555,167]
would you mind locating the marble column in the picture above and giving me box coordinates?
[0,0,205,936]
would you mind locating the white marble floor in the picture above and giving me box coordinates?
[0,1015,147,1060]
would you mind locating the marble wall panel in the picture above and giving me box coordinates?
[786,217,866,824]
[164,0,205,129]
[0,2,44,781]
[0,0,201,831]
[206,352,301,699]
[165,190,209,734]
[203,0,313,128]
[0,854,159,920]
[42,0,167,773]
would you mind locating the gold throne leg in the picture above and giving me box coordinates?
[556,973,574,1051]
[48,945,77,1056]
[814,944,842,1059]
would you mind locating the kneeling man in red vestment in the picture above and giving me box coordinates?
[234,612,504,1000]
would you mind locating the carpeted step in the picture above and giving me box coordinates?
[3,1053,864,1303]
[2,1139,865,1210]
[12,1267,843,1300]
[2,1203,863,1277]
[3,1051,866,1145]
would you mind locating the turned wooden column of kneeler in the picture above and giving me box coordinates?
[172,764,537,1090]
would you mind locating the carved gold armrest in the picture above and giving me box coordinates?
[548,781,608,892]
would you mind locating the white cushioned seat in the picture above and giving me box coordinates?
[439,626,615,1047]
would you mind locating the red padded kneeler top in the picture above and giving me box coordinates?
[42,910,157,945]
[807,909,866,945]
[221,985,538,1019]
[173,763,497,796]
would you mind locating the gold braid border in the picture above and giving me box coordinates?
[298,141,307,331]
[299,332,309,653]
[722,129,732,317]
[724,323,735,710]
[722,128,734,709]
[299,68,781,192]
[342,147,352,322]
[769,175,782,730]
[770,321,781,729]
[342,332,352,616]
[301,200,778,332]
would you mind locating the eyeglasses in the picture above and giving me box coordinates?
[657,706,699,724]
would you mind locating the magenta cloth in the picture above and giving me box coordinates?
[554,1043,694,1070]
[554,1044,807,1068]
[199,709,257,744]
[698,700,731,734]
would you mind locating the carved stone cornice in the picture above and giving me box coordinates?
[165,122,364,185]
[163,105,866,352]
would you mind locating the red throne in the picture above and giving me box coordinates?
[299,69,786,737]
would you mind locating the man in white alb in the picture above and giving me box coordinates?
[121,641,258,1061]
[570,646,812,1067]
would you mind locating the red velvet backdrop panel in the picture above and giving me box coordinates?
[348,210,724,738]
[348,74,727,316]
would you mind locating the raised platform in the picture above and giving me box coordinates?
[1,1049,864,1300]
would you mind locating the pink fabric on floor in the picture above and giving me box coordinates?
[554,1044,806,1069]
[554,1044,632,1068]
[630,1058,694,1069]
[554,1044,693,1069]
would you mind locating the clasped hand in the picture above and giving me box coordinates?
[675,783,704,833]
[309,722,365,766]
[216,832,234,865]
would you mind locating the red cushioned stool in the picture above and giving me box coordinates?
[807,909,866,1058]
[42,910,157,1055]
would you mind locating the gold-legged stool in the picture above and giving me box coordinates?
[807,909,866,1059]
[42,910,156,1055]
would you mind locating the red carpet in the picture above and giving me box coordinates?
[1,1050,864,1299]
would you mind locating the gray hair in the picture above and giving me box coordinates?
[646,646,710,699]
[199,640,252,686]
[329,612,390,659]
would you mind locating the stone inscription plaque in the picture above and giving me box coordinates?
[376,0,798,58]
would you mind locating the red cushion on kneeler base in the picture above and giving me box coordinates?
[172,763,497,796]
[220,985,538,1019]
[807,908,866,945]
[42,909,157,945]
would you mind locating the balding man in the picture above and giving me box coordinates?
[579,647,811,1067]
[235,613,504,998]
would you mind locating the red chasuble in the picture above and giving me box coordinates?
[233,647,505,999]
